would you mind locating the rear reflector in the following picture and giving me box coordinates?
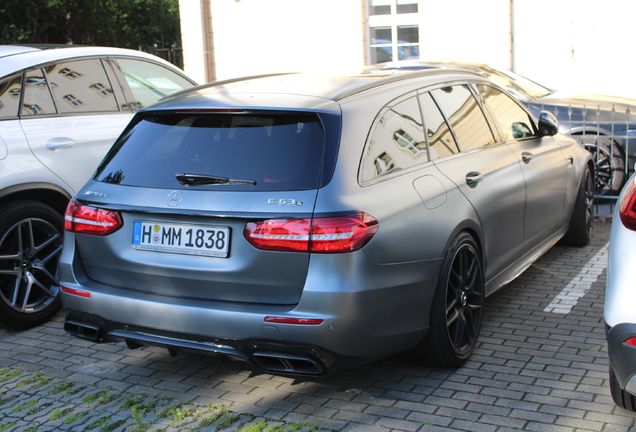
[244,212,378,253]
[619,177,636,231]
[61,286,91,298]
[64,201,123,236]
[265,317,323,325]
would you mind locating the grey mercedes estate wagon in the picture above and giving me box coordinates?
[59,69,594,375]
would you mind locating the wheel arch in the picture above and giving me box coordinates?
[0,183,72,216]
[438,220,485,278]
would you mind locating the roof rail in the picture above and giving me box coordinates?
[332,67,483,101]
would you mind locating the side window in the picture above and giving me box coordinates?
[116,59,193,109]
[361,96,427,182]
[430,85,495,152]
[44,59,120,114]
[21,68,57,116]
[418,92,457,159]
[0,74,22,119]
[477,84,537,141]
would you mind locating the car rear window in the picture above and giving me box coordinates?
[94,111,337,191]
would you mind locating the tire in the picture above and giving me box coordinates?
[0,201,64,330]
[610,365,636,411]
[562,165,593,247]
[409,232,484,367]
[576,133,626,196]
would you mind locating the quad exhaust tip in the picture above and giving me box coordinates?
[64,321,100,341]
[253,352,324,375]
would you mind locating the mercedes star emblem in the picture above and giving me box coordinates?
[167,190,183,207]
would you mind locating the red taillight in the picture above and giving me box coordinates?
[619,177,636,230]
[64,201,123,236]
[61,286,91,298]
[244,212,378,253]
[264,317,324,325]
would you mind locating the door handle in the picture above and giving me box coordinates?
[522,151,533,164]
[466,171,483,188]
[46,137,76,151]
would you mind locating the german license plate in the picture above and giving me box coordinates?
[132,221,230,257]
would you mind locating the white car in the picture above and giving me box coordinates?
[606,172,636,410]
[0,45,197,329]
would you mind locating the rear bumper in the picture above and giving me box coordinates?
[607,322,636,395]
[60,251,442,375]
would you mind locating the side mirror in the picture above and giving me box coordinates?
[538,111,559,137]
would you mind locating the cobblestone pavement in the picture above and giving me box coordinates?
[1,218,634,432]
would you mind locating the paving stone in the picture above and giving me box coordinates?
[0,220,634,431]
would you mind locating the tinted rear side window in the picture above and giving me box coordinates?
[431,85,495,151]
[94,112,330,191]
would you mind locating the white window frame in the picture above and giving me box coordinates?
[367,0,420,65]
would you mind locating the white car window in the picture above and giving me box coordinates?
[117,59,193,109]
[21,68,57,116]
[0,74,21,119]
[44,59,120,114]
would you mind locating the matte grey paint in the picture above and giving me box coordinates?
[59,70,592,374]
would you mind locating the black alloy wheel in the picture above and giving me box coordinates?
[443,236,484,359]
[409,232,484,367]
[0,201,64,329]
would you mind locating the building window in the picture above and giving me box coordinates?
[370,27,393,64]
[90,83,114,97]
[397,0,418,14]
[369,0,418,15]
[369,0,391,15]
[23,104,43,115]
[58,67,83,79]
[394,129,426,156]
[374,152,395,175]
[63,94,84,107]
[368,0,420,64]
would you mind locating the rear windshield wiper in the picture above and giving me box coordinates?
[175,173,257,186]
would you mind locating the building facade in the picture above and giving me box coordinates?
[178,0,511,83]
[178,0,636,100]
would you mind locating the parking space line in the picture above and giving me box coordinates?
[543,242,609,314]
